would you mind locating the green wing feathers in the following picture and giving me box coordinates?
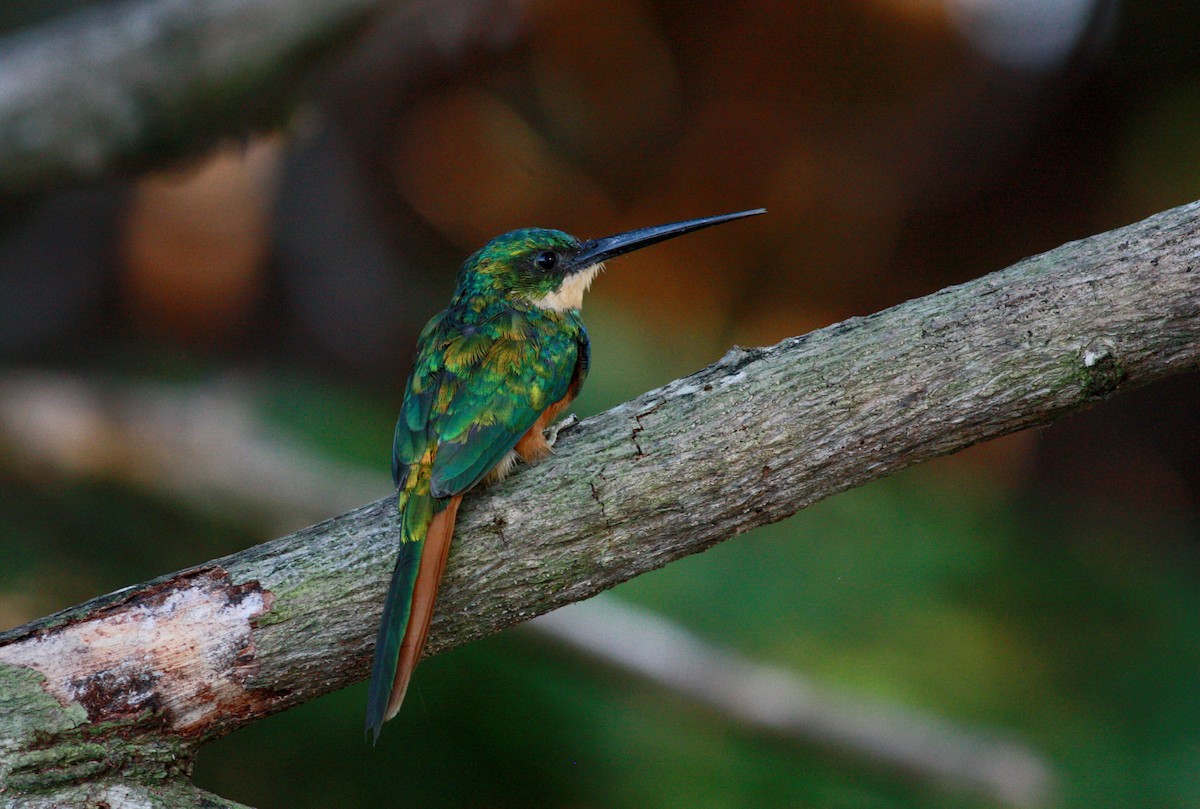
[396,306,582,498]
[368,301,586,740]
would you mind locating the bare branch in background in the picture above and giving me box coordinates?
[0,374,388,532]
[4,198,1200,805]
[536,598,1054,808]
[0,0,524,194]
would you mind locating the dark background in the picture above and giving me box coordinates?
[3,1,1199,806]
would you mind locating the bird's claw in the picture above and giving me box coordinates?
[544,413,579,448]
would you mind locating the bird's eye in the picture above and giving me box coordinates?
[534,250,559,271]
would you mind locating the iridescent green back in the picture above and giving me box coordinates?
[369,228,590,742]
[391,227,591,535]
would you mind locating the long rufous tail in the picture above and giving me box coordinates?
[365,494,461,744]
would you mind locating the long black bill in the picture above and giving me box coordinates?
[563,208,766,274]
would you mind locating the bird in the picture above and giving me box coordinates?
[366,207,766,742]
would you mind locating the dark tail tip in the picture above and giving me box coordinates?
[365,685,387,746]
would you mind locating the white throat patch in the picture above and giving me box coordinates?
[532,263,603,311]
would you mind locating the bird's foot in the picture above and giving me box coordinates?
[543,413,579,448]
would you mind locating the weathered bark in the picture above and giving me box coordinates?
[2,199,1199,805]
[0,376,1054,806]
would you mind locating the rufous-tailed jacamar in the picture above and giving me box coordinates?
[366,208,766,742]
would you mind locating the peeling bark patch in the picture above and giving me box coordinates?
[0,566,273,734]
[1079,339,1126,399]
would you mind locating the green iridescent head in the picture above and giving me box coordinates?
[461,228,582,307]
[459,209,767,311]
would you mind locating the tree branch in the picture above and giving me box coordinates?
[3,199,1199,804]
[0,372,1055,805]
[0,0,522,194]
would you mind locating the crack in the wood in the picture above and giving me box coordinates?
[631,402,665,458]
[589,465,615,532]
[491,511,509,547]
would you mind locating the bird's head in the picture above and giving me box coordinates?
[459,209,766,312]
